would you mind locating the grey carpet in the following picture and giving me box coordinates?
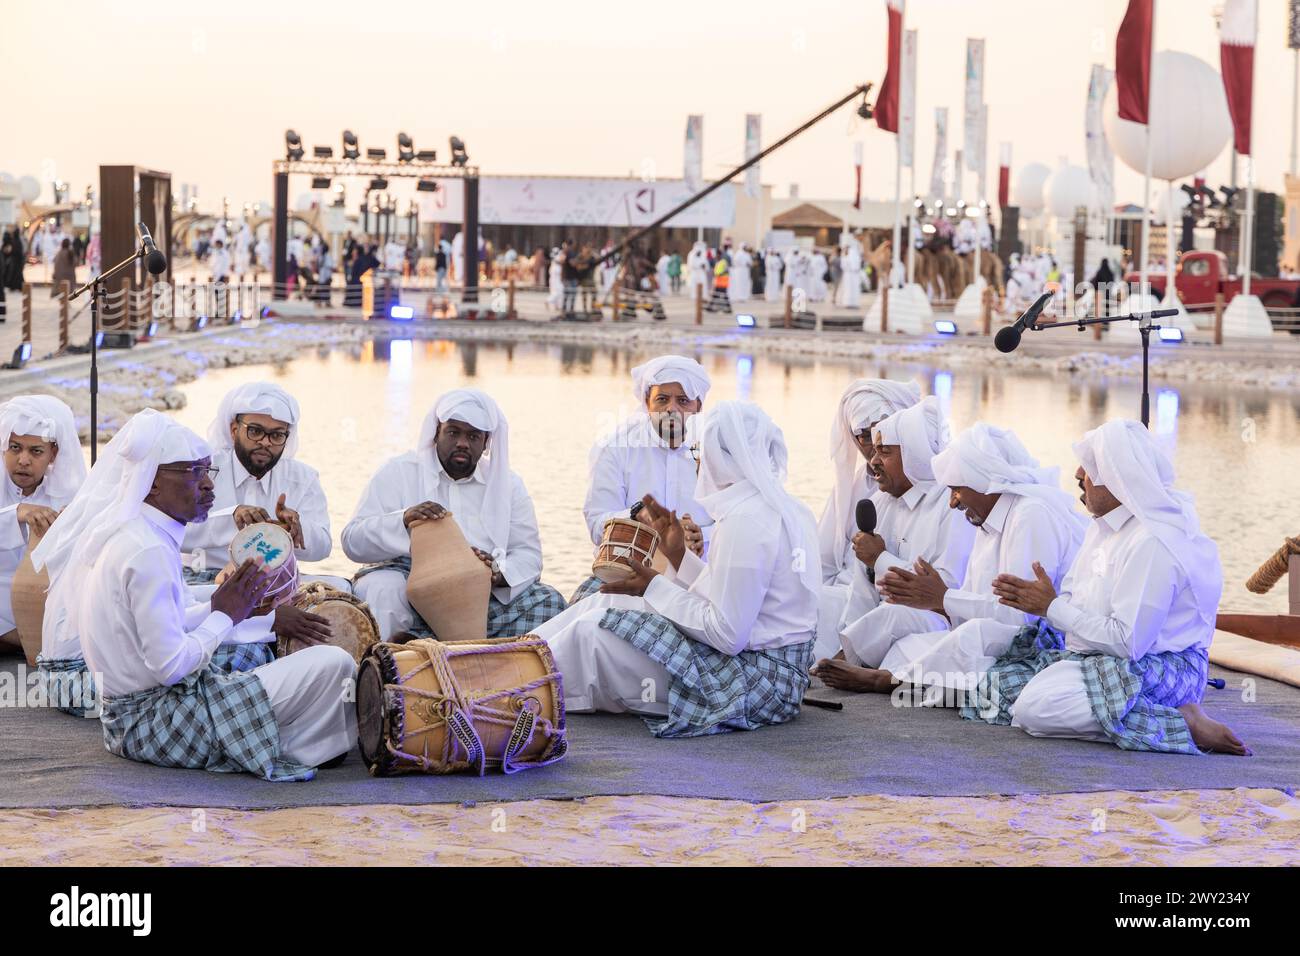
[1,658,1296,810]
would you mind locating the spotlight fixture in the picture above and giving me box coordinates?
[1158,326,1185,343]
[735,313,756,328]
[368,177,389,192]
[341,130,360,160]
[101,330,136,349]
[449,136,469,167]
[313,145,333,158]
[367,147,387,161]
[3,341,32,369]
[934,319,958,336]
[397,133,415,163]
[416,179,440,193]
[415,149,437,162]
[311,176,332,190]
[194,315,209,331]
[389,304,415,320]
[285,129,305,161]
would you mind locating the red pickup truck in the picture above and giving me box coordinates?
[1125,250,1300,310]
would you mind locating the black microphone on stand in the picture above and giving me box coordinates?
[136,222,168,276]
[993,291,1053,353]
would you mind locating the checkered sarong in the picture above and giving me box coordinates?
[569,574,603,605]
[210,641,276,672]
[99,666,316,782]
[183,567,220,585]
[354,557,566,639]
[598,607,813,738]
[960,620,1206,754]
[36,656,99,718]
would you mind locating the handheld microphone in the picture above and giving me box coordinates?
[855,498,877,536]
[136,222,168,276]
[994,291,1052,353]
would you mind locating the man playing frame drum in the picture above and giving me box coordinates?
[344,388,566,641]
[35,409,355,778]
[531,401,819,737]
[182,382,337,661]
[572,355,712,604]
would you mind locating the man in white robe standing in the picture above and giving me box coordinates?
[573,355,712,604]
[37,409,356,778]
[835,238,864,308]
[343,388,566,641]
[813,398,975,677]
[730,244,753,303]
[181,382,339,654]
[532,402,820,737]
[809,248,829,302]
[815,423,1085,695]
[967,420,1248,755]
[655,252,672,298]
[0,396,87,663]
[764,248,784,301]
[813,379,920,659]
[686,241,710,305]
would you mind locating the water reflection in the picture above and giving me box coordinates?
[168,340,1300,614]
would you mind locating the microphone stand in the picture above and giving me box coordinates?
[71,245,146,464]
[1024,307,1177,428]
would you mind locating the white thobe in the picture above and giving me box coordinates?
[1011,505,1213,741]
[79,505,356,767]
[583,419,713,549]
[210,248,231,280]
[809,253,829,301]
[836,249,864,307]
[730,250,753,302]
[655,256,671,295]
[838,481,975,668]
[813,469,876,660]
[879,494,1083,691]
[533,487,817,715]
[0,480,71,635]
[341,451,544,639]
[764,254,783,301]
[181,450,332,575]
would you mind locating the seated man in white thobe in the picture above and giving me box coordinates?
[532,402,820,738]
[181,382,339,661]
[813,378,920,658]
[814,423,1085,695]
[572,354,713,604]
[812,397,975,681]
[343,388,566,641]
[964,420,1248,755]
[38,409,356,778]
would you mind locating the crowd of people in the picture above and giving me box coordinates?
[0,353,1251,784]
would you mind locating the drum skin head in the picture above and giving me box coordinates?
[356,656,386,768]
[230,522,294,571]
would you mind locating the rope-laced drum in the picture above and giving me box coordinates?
[283,582,380,663]
[592,517,661,583]
[356,636,568,776]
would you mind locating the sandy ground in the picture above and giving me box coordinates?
[2,787,1297,866]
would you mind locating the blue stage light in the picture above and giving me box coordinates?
[735,313,756,328]
[1158,326,1184,343]
[389,304,415,320]
[934,319,958,335]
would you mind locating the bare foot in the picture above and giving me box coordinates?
[1178,702,1252,756]
[810,658,897,694]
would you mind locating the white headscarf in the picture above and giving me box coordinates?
[818,379,921,562]
[1073,420,1222,627]
[207,381,301,459]
[874,396,949,484]
[32,409,211,579]
[695,401,821,603]
[629,354,711,405]
[418,389,510,553]
[0,394,87,501]
[932,423,1087,536]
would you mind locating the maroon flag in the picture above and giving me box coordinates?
[1220,0,1257,155]
[875,0,905,133]
[1115,0,1153,124]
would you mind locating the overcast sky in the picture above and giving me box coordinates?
[5,0,1295,211]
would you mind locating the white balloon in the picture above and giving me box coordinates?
[18,175,41,203]
[1012,162,1051,214]
[1044,164,1096,219]
[1103,50,1231,182]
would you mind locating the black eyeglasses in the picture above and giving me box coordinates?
[236,418,291,447]
[157,465,220,480]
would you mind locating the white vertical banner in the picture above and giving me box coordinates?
[743,114,761,199]
[929,107,948,200]
[964,38,985,173]
[899,28,918,168]
[976,105,988,200]
[684,115,704,192]
[953,148,964,201]
[1086,64,1116,213]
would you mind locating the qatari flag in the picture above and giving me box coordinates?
[1115,0,1153,124]
[1220,0,1257,155]
[875,0,905,133]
